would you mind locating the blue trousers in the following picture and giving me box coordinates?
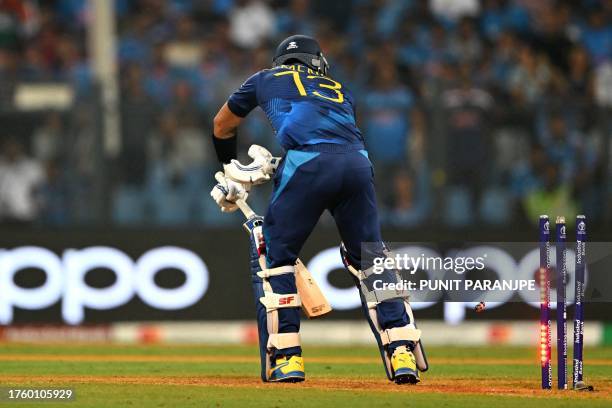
[260,144,409,357]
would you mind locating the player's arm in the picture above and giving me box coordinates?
[211,71,259,164]
[212,73,279,186]
[210,73,279,212]
[213,102,279,183]
[212,102,242,164]
[214,103,243,138]
[210,78,256,213]
[210,103,249,213]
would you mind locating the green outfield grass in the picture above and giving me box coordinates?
[0,343,610,407]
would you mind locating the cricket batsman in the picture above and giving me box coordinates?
[210,35,427,384]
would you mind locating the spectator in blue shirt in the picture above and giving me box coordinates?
[580,9,612,65]
[362,61,414,164]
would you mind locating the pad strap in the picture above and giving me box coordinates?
[347,264,379,281]
[259,292,301,311]
[380,326,422,345]
[267,332,301,350]
[256,265,295,278]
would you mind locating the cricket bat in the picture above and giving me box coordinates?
[235,199,332,318]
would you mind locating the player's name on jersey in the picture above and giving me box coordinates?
[277,63,326,77]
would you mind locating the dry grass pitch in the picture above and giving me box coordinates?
[0,343,610,407]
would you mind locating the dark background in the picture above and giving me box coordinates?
[2,225,609,323]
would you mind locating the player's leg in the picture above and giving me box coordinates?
[253,150,327,382]
[330,151,427,383]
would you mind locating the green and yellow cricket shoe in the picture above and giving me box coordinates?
[391,346,419,384]
[268,355,305,382]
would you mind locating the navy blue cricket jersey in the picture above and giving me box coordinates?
[227,64,364,150]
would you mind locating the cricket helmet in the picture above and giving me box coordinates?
[272,34,329,75]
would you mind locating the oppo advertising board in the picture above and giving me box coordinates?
[0,229,608,324]
[0,246,208,325]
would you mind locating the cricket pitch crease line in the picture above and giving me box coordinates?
[0,375,610,398]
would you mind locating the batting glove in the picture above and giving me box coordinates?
[210,171,249,213]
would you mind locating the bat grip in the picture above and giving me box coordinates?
[235,199,256,219]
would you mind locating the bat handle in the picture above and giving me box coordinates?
[235,199,256,219]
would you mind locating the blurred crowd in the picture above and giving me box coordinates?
[0,0,610,229]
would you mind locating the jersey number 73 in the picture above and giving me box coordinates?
[274,70,344,103]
